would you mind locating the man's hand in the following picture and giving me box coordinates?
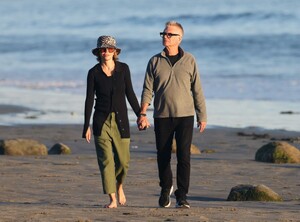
[137,115,151,131]
[137,103,151,131]
[197,121,207,133]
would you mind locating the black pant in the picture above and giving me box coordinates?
[154,116,194,200]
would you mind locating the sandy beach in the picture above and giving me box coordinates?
[0,118,300,222]
[1,0,300,220]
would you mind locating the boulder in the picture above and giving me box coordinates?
[227,184,282,201]
[201,149,216,154]
[48,143,72,155]
[171,139,201,155]
[255,141,300,163]
[0,139,48,156]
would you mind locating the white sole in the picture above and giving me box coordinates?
[160,185,173,208]
[175,204,190,209]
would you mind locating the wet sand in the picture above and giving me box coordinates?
[0,123,300,222]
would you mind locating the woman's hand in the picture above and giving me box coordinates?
[85,127,92,143]
[137,116,151,131]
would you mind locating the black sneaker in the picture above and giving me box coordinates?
[158,186,173,207]
[176,199,190,208]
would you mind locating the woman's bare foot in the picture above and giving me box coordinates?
[117,183,126,205]
[104,193,117,208]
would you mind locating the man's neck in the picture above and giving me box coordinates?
[165,46,179,56]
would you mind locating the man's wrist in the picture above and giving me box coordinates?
[139,113,147,117]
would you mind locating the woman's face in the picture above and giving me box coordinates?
[99,48,116,61]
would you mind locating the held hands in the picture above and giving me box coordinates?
[137,114,151,131]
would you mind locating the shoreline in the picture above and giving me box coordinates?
[1,102,300,133]
[1,124,300,221]
[0,104,35,115]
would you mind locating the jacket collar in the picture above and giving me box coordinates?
[161,46,184,58]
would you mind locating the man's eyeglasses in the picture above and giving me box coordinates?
[160,32,180,38]
[99,48,115,53]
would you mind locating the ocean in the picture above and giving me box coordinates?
[0,0,299,131]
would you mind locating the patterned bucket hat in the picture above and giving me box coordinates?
[92,35,121,56]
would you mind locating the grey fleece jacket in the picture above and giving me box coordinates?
[141,47,207,122]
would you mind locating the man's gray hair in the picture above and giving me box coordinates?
[165,21,184,35]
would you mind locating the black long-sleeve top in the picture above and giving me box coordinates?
[82,61,140,138]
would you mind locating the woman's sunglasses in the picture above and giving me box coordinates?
[99,48,115,53]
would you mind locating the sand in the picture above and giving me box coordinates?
[0,121,300,221]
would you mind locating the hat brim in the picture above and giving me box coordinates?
[92,48,121,56]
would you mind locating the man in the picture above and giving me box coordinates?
[138,21,207,208]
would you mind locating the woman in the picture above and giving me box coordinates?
[82,35,141,208]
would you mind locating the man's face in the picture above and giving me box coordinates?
[162,26,182,48]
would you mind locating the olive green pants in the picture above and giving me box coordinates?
[94,112,130,194]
